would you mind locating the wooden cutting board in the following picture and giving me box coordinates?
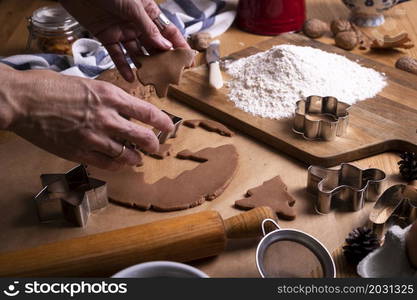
[169,34,417,167]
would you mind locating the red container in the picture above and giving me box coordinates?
[237,0,306,36]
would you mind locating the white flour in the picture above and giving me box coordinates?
[225,44,387,119]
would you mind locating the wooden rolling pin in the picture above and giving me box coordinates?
[0,207,277,277]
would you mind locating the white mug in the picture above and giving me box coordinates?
[112,261,209,278]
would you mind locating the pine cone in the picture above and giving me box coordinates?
[398,152,417,181]
[343,227,380,265]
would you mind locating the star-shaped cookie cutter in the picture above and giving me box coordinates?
[34,165,108,227]
[370,184,417,239]
[293,96,351,141]
[307,163,386,214]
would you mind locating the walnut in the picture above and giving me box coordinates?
[189,32,212,51]
[302,19,328,39]
[335,31,358,50]
[331,19,352,36]
[395,56,417,75]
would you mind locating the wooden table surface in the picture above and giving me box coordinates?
[0,0,415,277]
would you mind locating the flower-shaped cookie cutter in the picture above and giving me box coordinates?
[307,163,386,214]
[370,184,417,239]
[293,96,351,141]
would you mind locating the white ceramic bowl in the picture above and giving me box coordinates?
[112,261,209,278]
[341,0,410,27]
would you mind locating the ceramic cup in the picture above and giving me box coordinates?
[341,0,410,27]
[237,0,306,35]
[112,261,209,278]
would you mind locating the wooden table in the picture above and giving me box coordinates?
[0,0,415,277]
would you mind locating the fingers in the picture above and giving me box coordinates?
[142,0,190,49]
[91,134,143,166]
[105,43,135,82]
[79,132,143,170]
[105,114,161,154]
[127,1,173,51]
[111,89,174,133]
[122,39,142,69]
[160,24,191,49]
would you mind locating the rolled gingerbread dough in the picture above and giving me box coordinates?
[110,144,238,211]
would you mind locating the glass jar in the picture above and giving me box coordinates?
[26,4,86,55]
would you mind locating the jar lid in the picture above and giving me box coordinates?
[30,4,79,32]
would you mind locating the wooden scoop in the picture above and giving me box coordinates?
[0,207,277,277]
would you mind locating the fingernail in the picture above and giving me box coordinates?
[160,37,172,49]
[166,122,175,132]
[125,70,135,82]
[149,143,160,154]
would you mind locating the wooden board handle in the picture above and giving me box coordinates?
[224,207,278,239]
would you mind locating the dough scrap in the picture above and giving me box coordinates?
[148,144,172,160]
[111,144,238,211]
[183,119,234,137]
[96,68,155,99]
[234,176,297,220]
[135,49,196,98]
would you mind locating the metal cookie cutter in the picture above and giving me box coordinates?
[293,96,351,141]
[370,184,417,239]
[307,164,386,214]
[153,110,183,144]
[34,165,108,227]
[256,219,336,278]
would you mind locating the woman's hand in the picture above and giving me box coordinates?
[60,0,190,82]
[1,64,173,170]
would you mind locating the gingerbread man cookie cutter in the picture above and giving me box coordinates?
[370,184,417,239]
[34,165,108,227]
[307,163,386,214]
[293,96,351,141]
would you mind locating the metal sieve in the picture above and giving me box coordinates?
[256,219,336,278]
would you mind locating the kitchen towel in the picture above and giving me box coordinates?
[357,225,417,277]
[0,1,237,76]
[0,39,113,78]
[159,0,236,38]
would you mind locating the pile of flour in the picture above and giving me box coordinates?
[225,45,387,119]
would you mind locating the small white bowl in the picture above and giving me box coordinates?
[112,261,209,278]
[341,0,410,27]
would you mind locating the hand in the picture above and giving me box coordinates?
[60,0,191,82]
[1,65,174,170]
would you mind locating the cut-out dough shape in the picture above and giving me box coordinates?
[110,144,238,211]
[148,144,172,160]
[135,49,196,98]
[183,119,234,137]
[96,68,155,99]
[234,176,297,220]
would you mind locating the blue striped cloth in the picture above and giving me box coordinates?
[0,39,114,78]
[160,0,236,38]
[0,1,236,77]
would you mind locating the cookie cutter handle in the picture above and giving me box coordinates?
[261,218,280,236]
